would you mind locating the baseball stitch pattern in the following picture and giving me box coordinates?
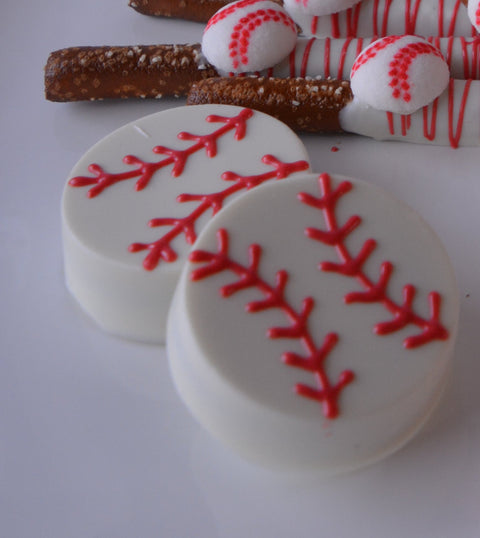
[189,228,355,419]
[299,173,449,349]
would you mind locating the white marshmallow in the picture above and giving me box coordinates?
[283,0,362,17]
[202,0,298,74]
[468,0,480,32]
[350,35,450,114]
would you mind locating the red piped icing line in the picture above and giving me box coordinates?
[129,155,308,270]
[226,8,296,70]
[427,36,480,79]
[326,0,472,37]
[299,173,449,349]
[206,0,261,30]
[69,109,254,197]
[189,228,355,419]
[283,36,480,80]
[385,79,472,148]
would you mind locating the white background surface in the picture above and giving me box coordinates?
[1,1,480,536]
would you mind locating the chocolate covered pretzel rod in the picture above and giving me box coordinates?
[186,76,480,147]
[44,36,480,102]
[128,0,234,22]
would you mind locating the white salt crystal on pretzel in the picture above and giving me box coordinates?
[468,0,480,31]
[283,0,362,16]
[350,35,450,114]
[202,0,298,73]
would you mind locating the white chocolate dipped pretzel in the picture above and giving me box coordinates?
[285,0,476,38]
[44,36,480,102]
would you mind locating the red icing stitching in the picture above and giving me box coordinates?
[228,8,296,69]
[206,0,262,29]
[299,173,450,349]
[389,42,444,102]
[351,35,402,75]
[189,228,355,419]
[68,109,253,198]
[130,155,308,270]
[385,79,472,148]
[351,37,445,103]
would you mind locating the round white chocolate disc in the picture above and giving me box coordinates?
[350,35,450,114]
[62,105,310,343]
[202,0,298,74]
[167,173,459,473]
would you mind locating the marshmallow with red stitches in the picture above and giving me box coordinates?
[350,35,450,115]
[202,0,298,74]
[467,0,480,32]
[283,0,362,16]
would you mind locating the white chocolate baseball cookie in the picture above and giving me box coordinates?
[285,0,476,38]
[350,36,450,114]
[468,0,480,31]
[167,173,459,473]
[202,0,298,73]
[62,105,309,343]
[283,0,362,16]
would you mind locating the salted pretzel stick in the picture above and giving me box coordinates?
[128,0,234,22]
[44,44,218,102]
[45,36,480,102]
[186,76,480,147]
[187,77,353,132]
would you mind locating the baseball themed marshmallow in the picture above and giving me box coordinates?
[202,0,298,73]
[350,35,450,114]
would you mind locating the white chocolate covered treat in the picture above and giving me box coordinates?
[62,105,309,343]
[350,36,450,114]
[284,0,477,38]
[283,0,362,16]
[202,0,297,73]
[340,78,479,146]
[468,0,480,31]
[263,35,480,80]
[167,173,458,473]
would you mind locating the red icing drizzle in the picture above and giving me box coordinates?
[69,108,308,271]
[299,173,449,349]
[69,109,253,197]
[327,0,472,37]
[189,228,355,419]
[130,155,308,270]
[226,7,296,70]
[384,79,472,148]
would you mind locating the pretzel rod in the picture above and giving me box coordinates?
[128,0,234,22]
[186,77,353,132]
[45,36,480,102]
[186,76,480,146]
[44,44,218,102]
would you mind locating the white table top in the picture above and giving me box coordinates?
[1,1,479,536]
